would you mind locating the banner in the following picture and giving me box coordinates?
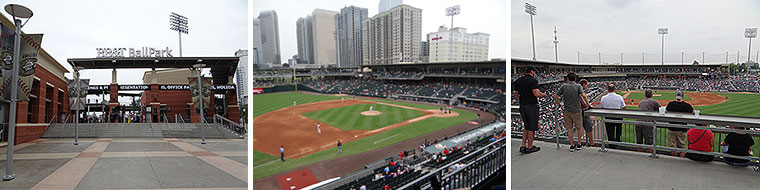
[0,23,14,100]
[68,79,89,111]
[17,34,43,101]
[252,88,263,94]
[188,76,211,109]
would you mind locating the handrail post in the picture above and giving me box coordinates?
[650,121,659,158]
[555,114,560,149]
[599,116,607,152]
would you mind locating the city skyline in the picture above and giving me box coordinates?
[252,0,506,65]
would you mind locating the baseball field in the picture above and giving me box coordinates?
[252,92,478,179]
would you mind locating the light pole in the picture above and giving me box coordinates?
[193,62,206,144]
[745,27,757,65]
[170,12,188,57]
[73,66,84,146]
[445,5,460,62]
[553,26,559,63]
[658,27,668,65]
[3,3,32,181]
[525,3,537,61]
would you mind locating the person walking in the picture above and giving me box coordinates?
[600,84,627,148]
[637,89,660,153]
[554,72,589,152]
[513,66,547,154]
[280,146,285,161]
[665,90,692,157]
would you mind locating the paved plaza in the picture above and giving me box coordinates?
[0,138,247,190]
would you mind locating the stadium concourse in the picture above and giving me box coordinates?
[511,59,760,189]
[252,61,506,190]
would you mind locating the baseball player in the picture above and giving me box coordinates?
[440,107,443,113]
[370,105,374,112]
[317,123,321,134]
[342,97,345,102]
[293,101,296,107]
[337,140,342,154]
[477,112,481,121]
[280,146,285,161]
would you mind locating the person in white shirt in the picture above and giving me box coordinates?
[599,84,627,148]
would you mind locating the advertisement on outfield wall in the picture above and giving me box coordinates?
[252,88,263,94]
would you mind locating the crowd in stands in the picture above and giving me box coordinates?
[252,80,293,88]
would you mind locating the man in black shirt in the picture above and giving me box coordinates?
[665,90,692,157]
[513,66,547,154]
[721,127,755,167]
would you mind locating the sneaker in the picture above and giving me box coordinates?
[569,145,576,152]
[525,146,540,154]
[519,146,527,153]
[576,144,583,151]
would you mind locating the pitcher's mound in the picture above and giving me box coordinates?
[425,109,459,118]
[361,111,382,116]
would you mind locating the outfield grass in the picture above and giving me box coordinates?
[302,104,424,131]
[252,92,342,118]
[616,90,691,100]
[252,92,478,179]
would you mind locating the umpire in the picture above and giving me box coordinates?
[513,66,547,154]
[280,146,285,161]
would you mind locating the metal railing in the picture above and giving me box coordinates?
[213,114,246,136]
[398,137,506,189]
[511,105,760,168]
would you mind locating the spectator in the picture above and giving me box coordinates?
[637,89,660,153]
[579,79,595,147]
[513,66,547,154]
[685,125,714,162]
[554,72,588,152]
[721,127,755,167]
[600,84,627,148]
[665,90,692,157]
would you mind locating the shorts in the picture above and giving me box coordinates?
[581,111,594,132]
[668,130,687,148]
[519,104,539,131]
[563,111,583,131]
[636,126,653,145]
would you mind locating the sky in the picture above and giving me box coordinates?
[512,0,760,64]
[1,0,248,85]
[251,0,507,63]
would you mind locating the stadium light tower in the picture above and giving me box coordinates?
[169,12,188,57]
[445,5,460,62]
[658,27,668,65]
[553,26,559,63]
[525,2,537,61]
[745,27,757,64]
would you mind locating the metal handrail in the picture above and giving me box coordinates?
[213,114,246,135]
[43,113,59,131]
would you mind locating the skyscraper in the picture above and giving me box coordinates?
[335,6,368,67]
[427,26,490,62]
[362,4,422,65]
[296,16,313,65]
[234,49,247,107]
[310,9,338,66]
[419,41,429,63]
[378,0,403,13]
[252,18,264,68]
[257,10,281,66]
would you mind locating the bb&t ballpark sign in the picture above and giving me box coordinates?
[96,47,174,58]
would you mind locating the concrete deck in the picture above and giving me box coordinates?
[0,138,247,190]
[511,139,760,189]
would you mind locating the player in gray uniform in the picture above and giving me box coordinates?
[317,123,321,134]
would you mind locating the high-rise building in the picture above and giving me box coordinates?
[335,6,368,67]
[419,41,429,63]
[378,0,403,13]
[362,4,422,65]
[234,49,248,107]
[311,9,338,66]
[252,18,264,68]
[296,16,313,64]
[427,26,490,62]
[257,10,281,66]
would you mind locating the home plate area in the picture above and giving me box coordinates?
[276,168,319,190]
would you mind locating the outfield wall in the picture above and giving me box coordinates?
[252,84,320,94]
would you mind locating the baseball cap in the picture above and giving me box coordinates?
[675,90,684,100]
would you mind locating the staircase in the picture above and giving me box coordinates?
[42,122,243,139]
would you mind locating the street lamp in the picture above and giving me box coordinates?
[658,27,668,65]
[3,3,32,181]
[193,62,206,144]
[445,5,460,62]
[170,12,188,57]
[525,2,537,61]
[73,66,85,146]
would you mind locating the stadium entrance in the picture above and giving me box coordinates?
[67,57,240,124]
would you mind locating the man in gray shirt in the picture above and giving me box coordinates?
[554,72,589,152]
[637,89,660,153]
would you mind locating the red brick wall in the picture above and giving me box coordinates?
[13,66,69,145]
[15,125,46,144]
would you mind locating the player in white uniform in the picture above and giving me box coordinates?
[342,97,344,102]
[370,105,374,112]
[293,101,296,107]
[317,123,321,134]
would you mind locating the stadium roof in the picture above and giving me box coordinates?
[511,58,727,67]
[67,57,238,85]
